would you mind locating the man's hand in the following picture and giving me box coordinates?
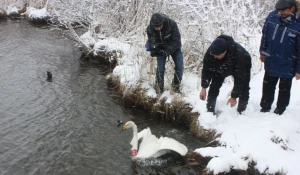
[227,97,237,107]
[296,73,300,80]
[199,88,207,101]
[159,50,168,57]
[259,55,265,63]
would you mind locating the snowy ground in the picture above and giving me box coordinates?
[186,71,300,175]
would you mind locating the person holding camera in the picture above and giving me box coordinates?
[146,13,184,94]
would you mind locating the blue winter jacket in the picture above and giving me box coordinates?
[260,10,300,78]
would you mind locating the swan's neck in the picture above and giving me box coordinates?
[130,123,138,150]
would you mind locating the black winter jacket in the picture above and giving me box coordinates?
[201,35,252,98]
[146,14,181,55]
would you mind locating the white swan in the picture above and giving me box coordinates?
[122,121,188,159]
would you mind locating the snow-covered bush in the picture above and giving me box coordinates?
[1,0,275,86]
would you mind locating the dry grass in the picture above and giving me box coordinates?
[106,73,220,143]
[106,74,200,125]
[0,9,6,19]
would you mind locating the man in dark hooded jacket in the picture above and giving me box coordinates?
[146,13,183,94]
[199,35,252,114]
[259,0,300,115]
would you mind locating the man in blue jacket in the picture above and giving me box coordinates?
[146,13,184,94]
[260,0,300,115]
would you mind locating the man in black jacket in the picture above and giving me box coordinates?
[199,35,252,114]
[146,13,183,94]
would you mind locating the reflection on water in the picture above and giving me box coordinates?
[0,19,205,175]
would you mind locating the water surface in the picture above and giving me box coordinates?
[0,19,205,175]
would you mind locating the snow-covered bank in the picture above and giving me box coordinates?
[2,4,51,23]
[93,35,300,174]
[27,7,50,23]
[0,8,6,19]
[6,5,21,16]
[192,71,300,175]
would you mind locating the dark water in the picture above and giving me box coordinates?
[0,19,205,175]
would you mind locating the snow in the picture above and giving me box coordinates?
[27,7,49,19]
[94,38,131,55]
[194,71,300,174]
[80,31,96,47]
[6,6,19,15]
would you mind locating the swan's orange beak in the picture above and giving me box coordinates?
[122,125,128,130]
[120,125,127,133]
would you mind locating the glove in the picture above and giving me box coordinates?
[145,43,151,51]
[159,50,168,57]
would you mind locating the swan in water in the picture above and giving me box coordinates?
[122,121,188,159]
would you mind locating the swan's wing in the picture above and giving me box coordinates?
[130,128,149,150]
[136,133,159,158]
[137,127,152,140]
[156,137,188,156]
[135,129,187,159]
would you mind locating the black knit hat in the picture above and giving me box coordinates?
[210,38,228,55]
[275,0,296,10]
[151,13,164,26]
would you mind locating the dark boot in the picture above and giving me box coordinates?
[155,83,164,94]
[260,108,270,113]
[274,107,286,115]
[237,100,248,114]
[207,97,217,113]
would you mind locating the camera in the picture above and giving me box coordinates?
[150,43,166,57]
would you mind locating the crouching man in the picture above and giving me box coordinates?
[199,35,252,114]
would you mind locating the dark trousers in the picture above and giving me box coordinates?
[260,72,292,111]
[156,49,184,91]
[207,74,250,113]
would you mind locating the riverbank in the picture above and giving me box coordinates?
[105,73,208,137]
[105,63,298,175]
[80,28,300,173]
[104,56,300,175]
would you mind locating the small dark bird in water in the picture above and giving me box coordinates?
[47,71,52,81]
[117,120,123,127]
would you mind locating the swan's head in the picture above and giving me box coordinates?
[122,121,135,131]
